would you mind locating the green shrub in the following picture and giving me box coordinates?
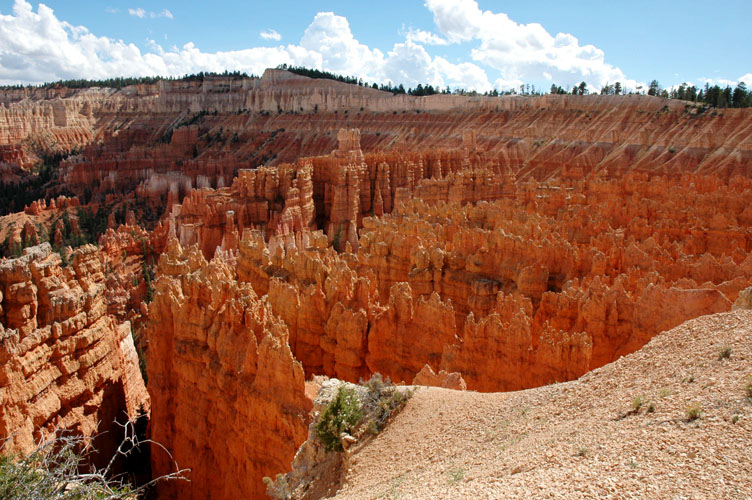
[719,347,732,360]
[315,386,362,452]
[447,461,465,484]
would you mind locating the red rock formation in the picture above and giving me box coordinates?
[24,196,79,216]
[0,243,149,460]
[216,167,751,393]
[4,73,752,499]
[3,70,750,219]
[146,239,311,500]
[412,364,467,390]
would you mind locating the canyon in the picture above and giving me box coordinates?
[1,70,752,499]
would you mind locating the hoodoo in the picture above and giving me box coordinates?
[1,66,752,500]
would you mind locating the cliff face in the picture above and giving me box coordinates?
[3,72,752,500]
[2,70,751,213]
[0,243,149,460]
[146,239,311,500]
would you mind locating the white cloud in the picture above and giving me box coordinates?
[300,12,385,82]
[0,2,492,90]
[424,0,639,91]
[128,7,172,19]
[8,0,714,93]
[405,28,448,46]
[127,7,145,18]
[699,74,751,88]
[105,7,119,14]
[260,29,281,41]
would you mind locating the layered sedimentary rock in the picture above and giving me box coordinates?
[146,239,311,500]
[0,243,149,460]
[4,72,752,500]
[219,169,751,391]
[3,70,752,216]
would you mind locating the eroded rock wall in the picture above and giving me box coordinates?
[146,239,311,500]
[4,71,752,217]
[0,243,149,459]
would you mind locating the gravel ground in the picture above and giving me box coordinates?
[331,311,752,500]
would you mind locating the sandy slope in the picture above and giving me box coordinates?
[332,311,752,500]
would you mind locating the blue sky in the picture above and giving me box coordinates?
[0,0,749,91]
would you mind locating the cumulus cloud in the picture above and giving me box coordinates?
[405,28,448,46]
[260,29,281,41]
[0,0,667,93]
[425,0,639,90]
[0,1,490,90]
[128,7,172,19]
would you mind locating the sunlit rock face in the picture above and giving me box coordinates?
[145,239,311,500]
[4,71,752,500]
[0,243,149,462]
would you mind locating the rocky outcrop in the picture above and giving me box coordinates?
[146,239,311,500]
[732,286,752,310]
[24,196,80,216]
[412,364,466,391]
[0,243,149,461]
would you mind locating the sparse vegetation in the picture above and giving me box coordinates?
[315,386,363,452]
[314,374,412,453]
[447,461,465,484]
[0,149,79,217]
[631,395,645,412]
[0,444,132,500]
[331,223,343,251]
[0,426,186,500]
[745,375,752,399]
[686,403,703,421]
[360,373,412,434]
[263,474,291,500]
[718,347,732,360]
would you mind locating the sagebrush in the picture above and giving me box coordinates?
[315,386,363,452]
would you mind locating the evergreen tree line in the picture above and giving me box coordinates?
[280,64,526,97]
[641,80,751,108]
[2,66,749,108]
[0,70,255,91]
[0,150,77,216]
